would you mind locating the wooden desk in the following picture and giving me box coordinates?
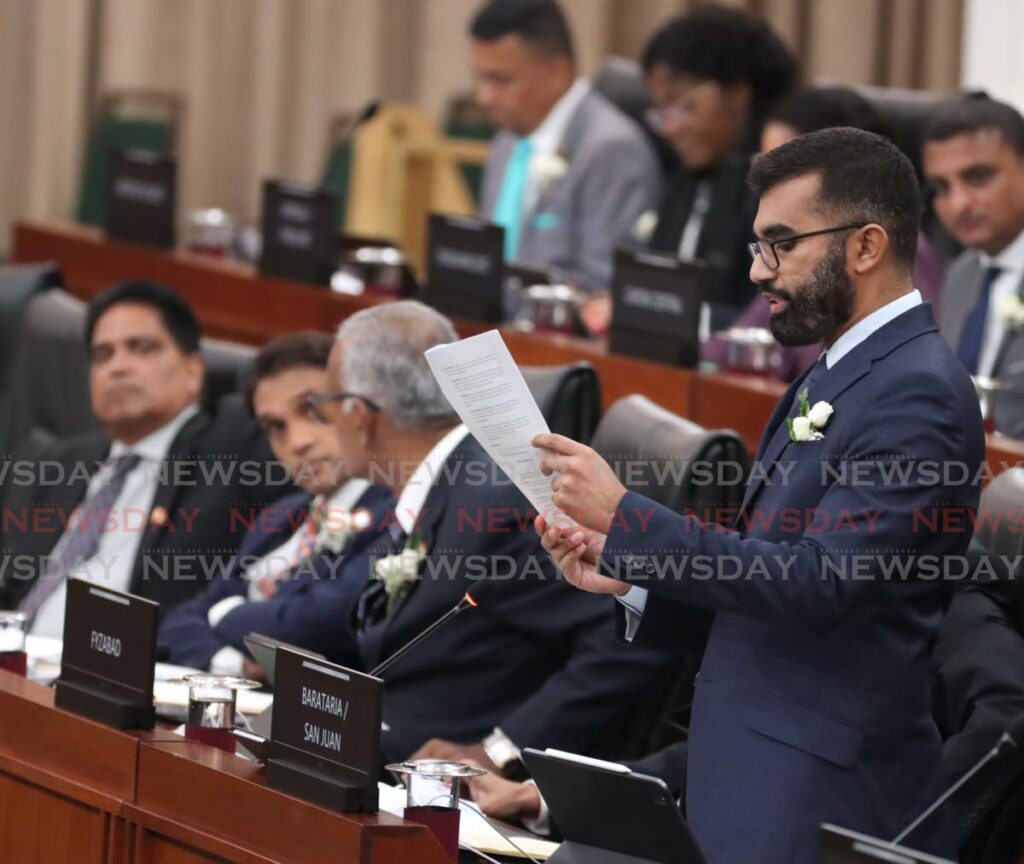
[11,220,693,419]
[10,219,1024,472]
[0,672,449,863]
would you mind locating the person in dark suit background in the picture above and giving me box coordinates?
[317,299,672,768]
[702,85,946,381]
[583,5,798,335]
[535,129,983,863]
[472,0,661,292]
[0,281,279,634]
[159,332,392,675]
[923,97,1024,439]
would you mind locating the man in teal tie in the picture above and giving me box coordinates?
[470,0,662,291]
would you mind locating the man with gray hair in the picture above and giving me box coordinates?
[321,300,669,769]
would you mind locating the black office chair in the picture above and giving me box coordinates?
[0,263,66,455]
[593,56,676,175]
[590,394,749,518]
[588,396,748,760]
[4,287,261,457]
[521,362,601,444]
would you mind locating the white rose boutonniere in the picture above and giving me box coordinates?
[787,388,833,442]
[532,149,569,193]
[373,533,427,614]
[632,209,659,243]
[997,293,1024,330]
[315,506,373,555]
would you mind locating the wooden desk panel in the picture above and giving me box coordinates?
[131,741,450,864]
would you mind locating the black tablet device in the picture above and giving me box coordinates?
[522,748,708,864]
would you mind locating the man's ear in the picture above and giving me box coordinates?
[187,355,205,403]
[851,224,890,274]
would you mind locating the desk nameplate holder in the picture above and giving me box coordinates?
[265,647,382,813]
[55,578,158,729]
[421,213,505,323]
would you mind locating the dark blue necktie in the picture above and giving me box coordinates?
[355,523,406,637]
[957,266,1002,374]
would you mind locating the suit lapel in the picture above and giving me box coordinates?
[130,410,211,593]
[358,444,464,670]
[940,253,983,345]
[521,91,589,227]
[738,304,939,517]
[992,271,1024,375]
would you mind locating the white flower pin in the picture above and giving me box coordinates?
[315,506,373,555]
[632,210,659,242]
[997,293,1024,330]
[373,533,427,613]
[532,150,569,191]
[788,388,833,442]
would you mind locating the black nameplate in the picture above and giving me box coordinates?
[106,149,176,249]
[258,180,338,285]
[55,578,158,729]
[609,248,705,367]
[421,213,505,322]
[266,648,381,812]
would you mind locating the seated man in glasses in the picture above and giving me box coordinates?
[159,332,392,675]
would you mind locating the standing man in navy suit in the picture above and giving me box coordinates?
[533,129,984,863]
[160,332,392,675]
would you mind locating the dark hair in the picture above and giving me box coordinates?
[748,127,921,270]
[85,280,201,353]
[923,95,1024,155]
[767,86,890,140]
[469,0,574,59]
[243,331,335,415]
[641,5,796,104]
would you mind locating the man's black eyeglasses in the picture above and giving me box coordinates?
[748,222,867,271]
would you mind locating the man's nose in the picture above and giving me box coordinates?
[749,249,775,284]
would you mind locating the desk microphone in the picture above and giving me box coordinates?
[890,712,1024,847]
[369,578,502,678]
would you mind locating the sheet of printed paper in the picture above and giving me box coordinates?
[425,329,559,517]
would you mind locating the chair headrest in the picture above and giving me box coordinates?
[978,467,1024,557]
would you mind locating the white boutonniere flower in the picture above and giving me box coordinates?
[532,149,569,192]
[787,388,833,442]
[373,533,427,613]
[632,210,659,243]
[314,506,373,555]
[997,293,1024,330]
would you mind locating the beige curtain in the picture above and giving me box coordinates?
[0,0,964,256]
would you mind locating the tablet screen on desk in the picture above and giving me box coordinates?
[523,748,707,864]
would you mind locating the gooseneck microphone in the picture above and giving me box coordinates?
[890,712,1024,847]
[369,578,501,678]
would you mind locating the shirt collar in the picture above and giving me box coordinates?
[109,404,201,463]
[394,424,469,535]
[979,225,1024,274]
[528,77,589,155]
[316,477,370,515]
[825,289,923,370]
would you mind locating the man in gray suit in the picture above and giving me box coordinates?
[469,0,661,293]
[923,97,1024,439]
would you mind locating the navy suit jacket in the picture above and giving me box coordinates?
[602,303,984,864]
[357,435,671,763]
[159,485,393,670]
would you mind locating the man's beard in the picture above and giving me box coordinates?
[763,239,855,347]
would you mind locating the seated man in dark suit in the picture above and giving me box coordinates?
[319,299,670,767]
[0,281,278,634]
[923,97,1024,438]
[159,332,393,674]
